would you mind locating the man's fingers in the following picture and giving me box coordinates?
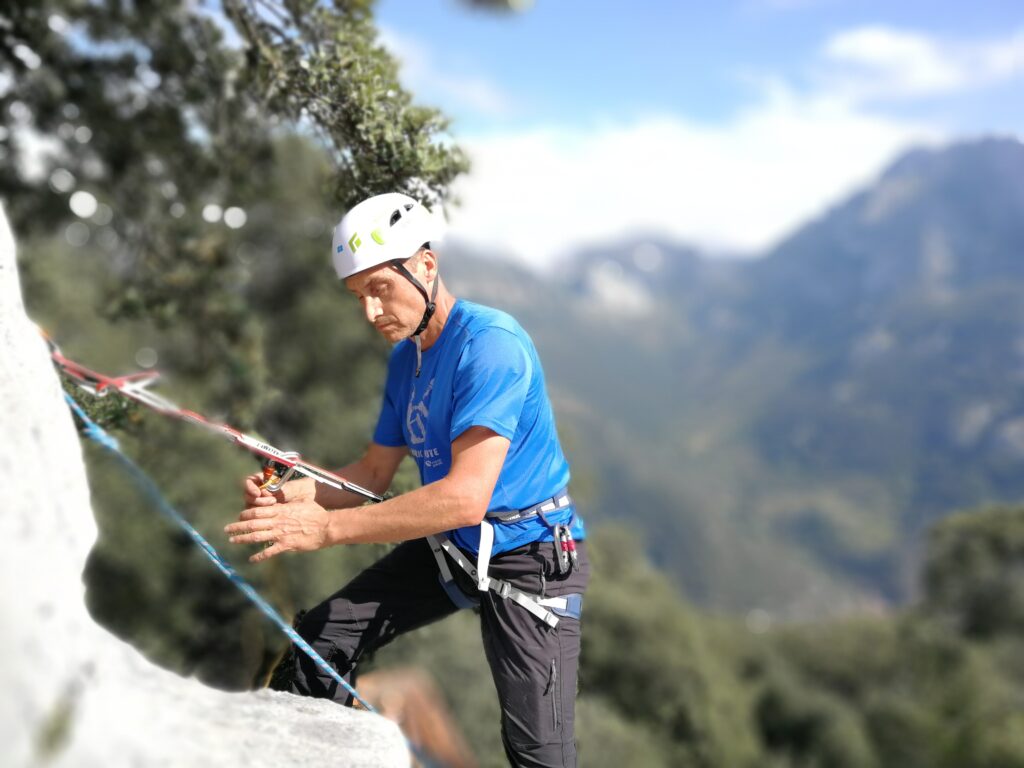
[235,505,278,523]
[243,474,276,502]
[225,513,275,535]
[250,542,286,563]
[228,528,277,545]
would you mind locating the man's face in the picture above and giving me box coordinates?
[344,254,431,343]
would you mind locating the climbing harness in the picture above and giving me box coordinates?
[62,393,378,712]
[427,490,583,629]
[47,337,381,502]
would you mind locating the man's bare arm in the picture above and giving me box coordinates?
[227,426,509,562]
[317,442,408,508]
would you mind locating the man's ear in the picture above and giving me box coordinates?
[419,248,438,281]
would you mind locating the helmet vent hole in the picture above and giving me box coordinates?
[389,209,403,227]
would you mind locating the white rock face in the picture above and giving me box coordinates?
[0,206,408,768]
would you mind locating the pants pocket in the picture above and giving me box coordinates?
[500,657,562,748]
[545,658,560,732]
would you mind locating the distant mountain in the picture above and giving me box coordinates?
[445,137,1024,619]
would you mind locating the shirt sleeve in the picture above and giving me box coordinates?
[450,327,533,442]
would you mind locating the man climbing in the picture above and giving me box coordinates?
[225,192,588,767]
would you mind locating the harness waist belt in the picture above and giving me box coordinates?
[486,490,573,524]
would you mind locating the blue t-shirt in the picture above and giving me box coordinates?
[373,300,585,555]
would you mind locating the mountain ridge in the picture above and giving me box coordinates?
[446,136,1024,617]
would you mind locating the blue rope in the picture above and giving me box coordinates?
[63,393,377,712]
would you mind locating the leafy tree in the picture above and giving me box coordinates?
[2,0,466,424]
[581,526,762,768]
[922,505,1024,638]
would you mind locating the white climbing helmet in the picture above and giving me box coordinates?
[331,192,445,280]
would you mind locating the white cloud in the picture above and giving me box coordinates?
[584,260,653,317]
[822,26,1024,101]
[378,26,513,117]
[448,91,943,269]
[401,24,1020,269]
[985,30,1024,79]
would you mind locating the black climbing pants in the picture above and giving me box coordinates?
[286,536,590,768]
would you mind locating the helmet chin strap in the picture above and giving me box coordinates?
[390,260,439,377]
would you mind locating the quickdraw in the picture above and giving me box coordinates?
[46,334,382,503]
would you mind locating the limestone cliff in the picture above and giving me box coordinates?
[0,205,408,768]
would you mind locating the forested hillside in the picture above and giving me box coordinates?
[448,137,1024,618]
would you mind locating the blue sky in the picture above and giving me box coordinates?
[374,0,1024,268]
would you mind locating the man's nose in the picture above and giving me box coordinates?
[363,297,382,323]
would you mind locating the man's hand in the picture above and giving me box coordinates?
[225,498,330,563]
[243,473,317,507]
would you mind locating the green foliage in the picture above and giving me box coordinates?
[5,0,268,420]
[3,0,466,427]
[224,0,468,211]
[571,517,1024,768]
[581,526,762,768]
[759,615,1024,768]
[922,505,1024,639]
[755,670,877,768]
[58,369,140,432]
[574,697,672,768]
